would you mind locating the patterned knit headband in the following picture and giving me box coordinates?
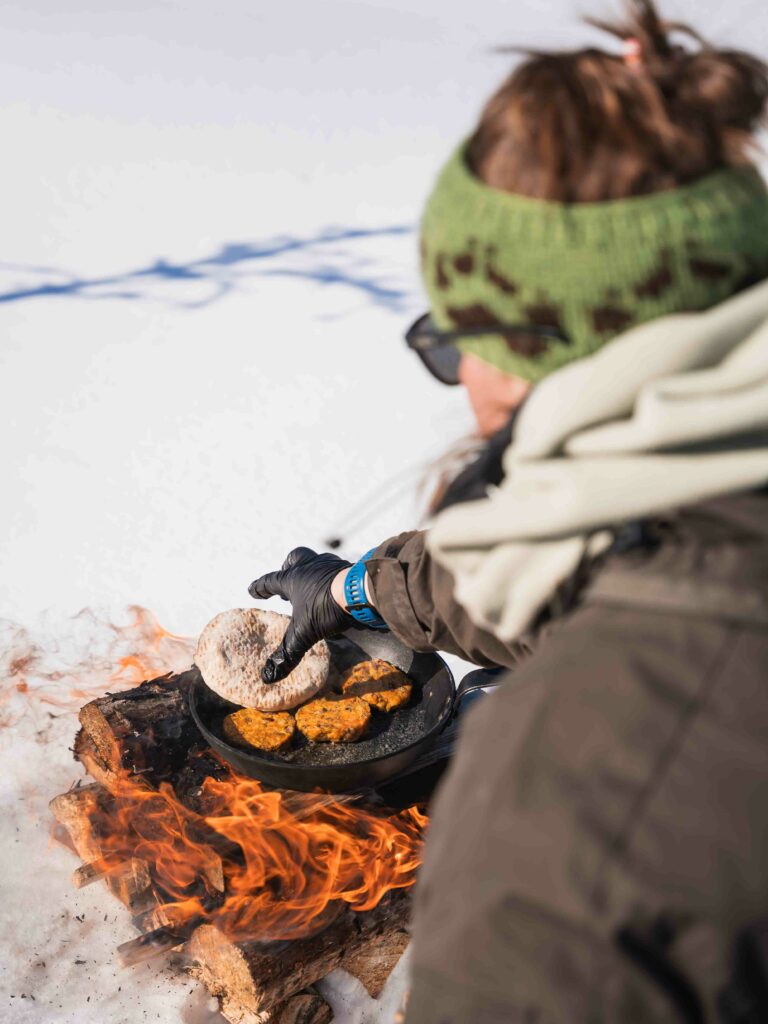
[420,144,768,381]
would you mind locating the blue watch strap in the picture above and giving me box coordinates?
[343,548,388,629]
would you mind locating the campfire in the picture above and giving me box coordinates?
[49,659,428,1023]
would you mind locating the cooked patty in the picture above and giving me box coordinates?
[295,695,371,743]
[222,708,296,752]
[341,659,413,712]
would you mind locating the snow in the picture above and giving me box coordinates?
[1,1,767,1021]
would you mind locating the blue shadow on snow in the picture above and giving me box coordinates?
[0,225,415,312]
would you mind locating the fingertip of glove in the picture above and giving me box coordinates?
[262,656,289,684]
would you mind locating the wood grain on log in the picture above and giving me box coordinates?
[73,727,118,790]
[78,671,201,782]
[49,784,114,864]
[268,992,333,1024]
[338,923,410,998]
[187,889,410,1014]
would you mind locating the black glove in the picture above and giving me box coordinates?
[248,547,354,683]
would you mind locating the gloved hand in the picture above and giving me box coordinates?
[248,547,354,683]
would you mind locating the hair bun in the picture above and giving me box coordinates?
[672,49,768,133]
[470,0,767,202]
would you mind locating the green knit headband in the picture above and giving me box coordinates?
[420,144,768,382]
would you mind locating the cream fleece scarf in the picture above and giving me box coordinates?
[427,278,768,642]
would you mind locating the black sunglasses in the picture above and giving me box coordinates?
[404,312,570,386]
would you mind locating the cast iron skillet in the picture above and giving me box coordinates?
[188,627,483,794]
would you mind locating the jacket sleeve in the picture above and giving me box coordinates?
[365,530,525,669]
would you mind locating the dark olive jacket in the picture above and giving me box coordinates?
[368,491,768,1024]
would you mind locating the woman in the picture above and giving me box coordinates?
[251,3,768,1020]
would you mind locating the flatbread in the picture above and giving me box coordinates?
[195,608,330,712]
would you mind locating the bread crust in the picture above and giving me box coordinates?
[195,608,330,712]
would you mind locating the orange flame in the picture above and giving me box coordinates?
[6,605,428,939]
[82,761,427,941]
[0,606,195,725]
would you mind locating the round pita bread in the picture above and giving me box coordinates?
[195,608,330,712]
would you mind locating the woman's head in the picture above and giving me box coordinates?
[469,0,768,202]
[419,0,768,436]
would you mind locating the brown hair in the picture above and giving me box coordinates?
[468,0,768,202]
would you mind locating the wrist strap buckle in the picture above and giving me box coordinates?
[344,548,388,630]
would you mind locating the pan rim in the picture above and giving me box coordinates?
[187,657,455,775]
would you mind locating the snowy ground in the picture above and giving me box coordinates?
[2,1,767,1021]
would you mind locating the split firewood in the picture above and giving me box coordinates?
[118,920,201,967]
[73,727,118,790]
[60,773,233,909]
[72,855,150,894]
[49,784,115,864]
[78,670,201,782]
[49,784,154,912]
[76,682,243,897]
[186,888,411,1015]
[50,821,78,855]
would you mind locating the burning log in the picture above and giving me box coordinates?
[74,741,237,899]
[49,784,155,912]
[72,855,150,894]
[49,783,109,862]
[171,746,232,813]
[76,677,242,899]
[78,670,200,782]
[187,888,411,1015]
[50,821,78,855]
[63,671,421,1021]
[118,920,203,966]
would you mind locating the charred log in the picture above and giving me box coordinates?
[78,670,201,782]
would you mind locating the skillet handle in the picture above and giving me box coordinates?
[452,667,505,719]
